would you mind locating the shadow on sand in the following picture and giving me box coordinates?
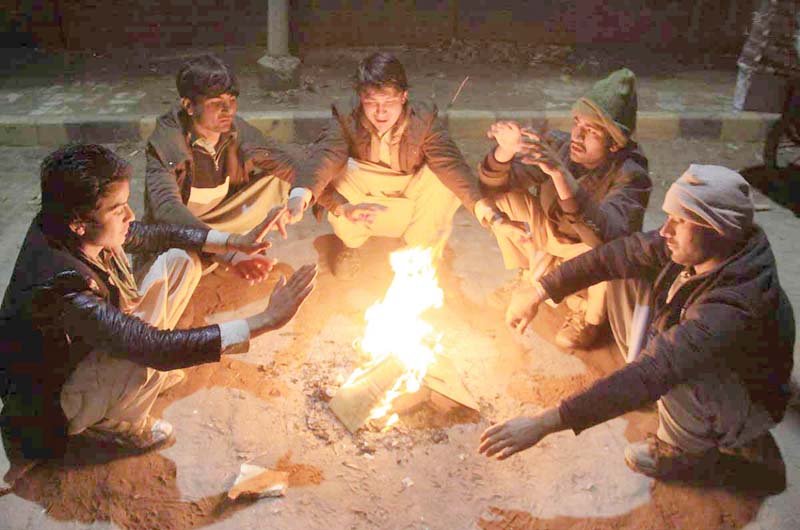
[477,432,787,530]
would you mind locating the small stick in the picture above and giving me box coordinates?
[449,76,470,108]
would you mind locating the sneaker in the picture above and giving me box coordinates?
[84,417,175,453]
[624,434,719,478]
[554,311,601,349]
[333,246,362,279]
[160,369,186,394]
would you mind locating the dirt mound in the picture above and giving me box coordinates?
[11,451,253,530]
[275,451,324,487]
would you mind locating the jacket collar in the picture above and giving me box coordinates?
[654,225,773,307]
[149,105,240,168]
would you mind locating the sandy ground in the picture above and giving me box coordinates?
[1,138,799,530]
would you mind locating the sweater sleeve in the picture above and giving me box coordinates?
[540,230,669,303]
[559,296,754,434]
[145,145,209,229]
[421,117,482,213]
[301,117,350,202]
[478,149,549,196]
[61,290,236,371]
[239,119,297,184]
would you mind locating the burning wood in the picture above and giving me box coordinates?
[329,247,478,433]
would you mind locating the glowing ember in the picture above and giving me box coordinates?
[341,247,444,429]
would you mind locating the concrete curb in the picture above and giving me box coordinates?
[0,109,780,147]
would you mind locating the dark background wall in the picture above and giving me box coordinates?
[1,0,760,51]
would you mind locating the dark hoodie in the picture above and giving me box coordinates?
[539,228,795,434]
[479,131,652,247]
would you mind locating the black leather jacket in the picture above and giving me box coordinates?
[0,216,233,459]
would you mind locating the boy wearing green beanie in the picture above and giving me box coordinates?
[478,68,651,350]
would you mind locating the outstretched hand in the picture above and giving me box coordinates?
[479,408,564,460]
[218,206,289,283]
[487,121,525,162]
[504,282,546,334]
[227,206,289,255]
[227,253,276,284]
[246,264,317,337]
[517,129,565,178]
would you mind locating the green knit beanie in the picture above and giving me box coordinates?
[573,68,638,146]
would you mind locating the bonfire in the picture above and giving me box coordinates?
[330,247,477,433]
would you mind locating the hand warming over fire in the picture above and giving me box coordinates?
[517,129,578,200]
[216,206,288,283]
[245,264,317,336]
[231,205,290,247]
[505,281,547,334]
[487,120,524,163]
[479,407,564,459]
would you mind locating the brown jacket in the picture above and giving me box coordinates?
[479,131,651,247]
[144,106,296,229]
[300,101,482,214]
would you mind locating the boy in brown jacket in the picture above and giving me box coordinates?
[284,52,494,277]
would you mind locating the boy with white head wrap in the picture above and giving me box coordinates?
[481,164,794,480]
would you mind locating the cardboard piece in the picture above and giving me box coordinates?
[227,463,289,500]
[329,353,479,433]
[422,354,480,411]
[329,355,406,433]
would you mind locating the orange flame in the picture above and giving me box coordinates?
[341,247,443,429]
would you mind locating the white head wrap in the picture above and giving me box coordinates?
[662,164,754,239]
